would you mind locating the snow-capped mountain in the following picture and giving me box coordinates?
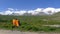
[0,7,60,16]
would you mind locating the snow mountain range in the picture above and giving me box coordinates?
[0,7,60,16]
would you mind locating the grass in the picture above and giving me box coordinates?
[0,15,60,32]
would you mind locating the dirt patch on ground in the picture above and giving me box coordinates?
[0,29,60,34]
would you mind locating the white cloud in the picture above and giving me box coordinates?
[7,8,14,10]
[5,10,13,15]
[43,7,55,14]
[15,10,26,15]
[27,8,43,15]
[34,8,43,12]
[55,8,60,12]
[0,12,4,15]
[0,7,60,15]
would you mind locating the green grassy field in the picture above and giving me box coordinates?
[0,14,60,32]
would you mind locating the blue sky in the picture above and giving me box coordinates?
[0,0,60,11]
